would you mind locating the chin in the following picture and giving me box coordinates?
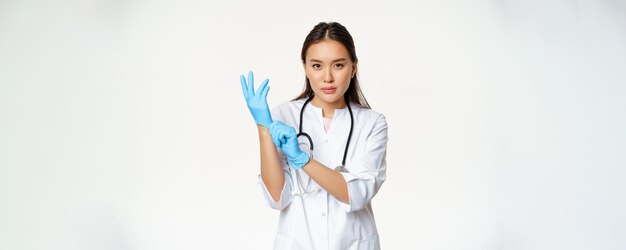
[318,95,343,104]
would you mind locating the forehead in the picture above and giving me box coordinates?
[305,39,350,61]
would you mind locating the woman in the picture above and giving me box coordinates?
[240,22,388,250]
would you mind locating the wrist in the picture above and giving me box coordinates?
[291,153,310,170]
[257,125,271,136]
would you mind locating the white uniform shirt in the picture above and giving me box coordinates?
[258,98,389,250]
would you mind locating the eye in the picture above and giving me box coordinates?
[312,64,321,70]
[334,63,344,69]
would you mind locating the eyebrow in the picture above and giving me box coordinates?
[309,58,348,63]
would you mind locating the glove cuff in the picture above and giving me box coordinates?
[255,117,273,128]
[290,152,310,170]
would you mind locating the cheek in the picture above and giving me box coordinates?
[339,71,352,84]
[305,71,321,82]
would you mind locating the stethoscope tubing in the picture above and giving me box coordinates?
[297,95,354,166]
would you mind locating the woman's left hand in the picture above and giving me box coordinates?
[269,121,310,170]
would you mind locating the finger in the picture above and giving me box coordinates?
[275,127,291,143]
[285,132,298,145]
[248,71,254,95]
[269,121,282,134]
[272,123,286,139]
[271,131,281,147]
[240,75,249,99]
[269,122,281,144]
[281,134,288,145]
[261,80,270,100]
[274,124,290,142]
[272,126,287,147]
[285,125,297,138]
[257,78,269,96]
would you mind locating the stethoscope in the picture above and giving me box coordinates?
[292,95,354,196]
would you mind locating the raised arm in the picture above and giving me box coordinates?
[240,71,285,202]
[257,125,285,202]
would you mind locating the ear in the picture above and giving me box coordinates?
[351,64,357,78]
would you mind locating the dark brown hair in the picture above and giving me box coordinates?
[293,22,371,109]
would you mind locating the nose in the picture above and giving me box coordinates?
[323,68,334,83]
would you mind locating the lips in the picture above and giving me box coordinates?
[322,87,336,94]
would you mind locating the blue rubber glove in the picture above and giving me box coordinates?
[269,121,310,170]
[240,71,272,127]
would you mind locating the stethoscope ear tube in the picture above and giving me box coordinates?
[298,96,315,151]
[342,95,354,166]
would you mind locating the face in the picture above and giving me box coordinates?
[304,39,356,108]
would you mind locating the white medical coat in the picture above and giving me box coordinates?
[258,98,388,250]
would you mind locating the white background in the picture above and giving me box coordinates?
[1,0,625,249]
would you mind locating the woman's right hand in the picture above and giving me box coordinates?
[240,71,273,127]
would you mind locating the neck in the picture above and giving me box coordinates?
[310,96,347,118]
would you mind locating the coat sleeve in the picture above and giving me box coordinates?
[336,114,388,212]
[257,168,294,209]
[257,105,295,210]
